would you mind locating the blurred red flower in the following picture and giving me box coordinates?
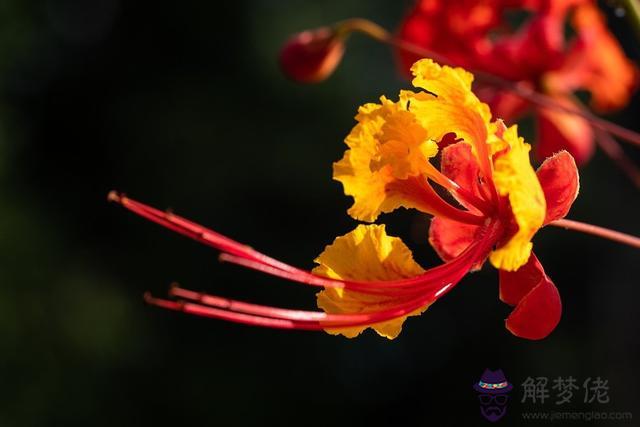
[398,0,638,164]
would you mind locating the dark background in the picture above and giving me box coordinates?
[0,1,639,426]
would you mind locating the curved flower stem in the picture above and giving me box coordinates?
[619,0,640,40]
[550,219,640,249]
[335,18,640,148]
[594,128,640,189]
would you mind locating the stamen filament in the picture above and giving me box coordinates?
[145,268,463,330]
[424,164,494,215]
[393,178,487,225]
[170,286,405,321]
[218,251,465,296]
[108,191,297,273]
[550,219,640,249]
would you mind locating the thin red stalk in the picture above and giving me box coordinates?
[145,293,320,330]
[550,219,640,249]
[400,177,487,225]
[111,192,501,292]
[339,18,640,147]
[170,286,408,321]
[146,267,463,330]
[217,220,498,293]
[142,218,499,330]
[145,228,487,330]
[425,165,494,215]
[109,191,297,273]
[218,252,464,297]
[594,128,640,189]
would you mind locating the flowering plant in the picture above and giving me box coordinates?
[112,59,612,340]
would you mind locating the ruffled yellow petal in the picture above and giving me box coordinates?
[313,224,427,339]
[404,59,494,167]
[489,125,546,271]
[334,96,438,222]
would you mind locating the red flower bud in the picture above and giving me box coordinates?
[279,27,345,83]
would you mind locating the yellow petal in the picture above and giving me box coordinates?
[313,224,427,339]
[405,59,493,166]
[489,125,546,271]
[334,97,438,222]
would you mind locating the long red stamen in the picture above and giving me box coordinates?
[115,192,501,331]
[144,241,476,330]
[169,286,405,321]
[550,219,640,249]
[145,267,463,331]
[145,293,321,330]
[119,195,500,331]
[108,191,297,273]
[390,178,486,225]
[110,192,500,294]
[424,164,494,215]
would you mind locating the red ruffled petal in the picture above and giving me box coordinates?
[536,97,595,165]
[499,253,561,340]
[440,141,486,211]
[536,150,580,224]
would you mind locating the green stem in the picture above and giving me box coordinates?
[620,0,640,40]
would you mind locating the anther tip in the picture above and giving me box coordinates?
[143,291,154,304]
[107,190,122,203]
[168,282,180,295]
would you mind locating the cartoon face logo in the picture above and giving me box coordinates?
[473,369,513,422]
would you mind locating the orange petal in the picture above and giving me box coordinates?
[536,150,579,225]
[499,253,561,340]
[543,2,638,112]
[536,97,594,165]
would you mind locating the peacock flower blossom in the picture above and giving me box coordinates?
[112,59,581,340]
[398,0,638,165]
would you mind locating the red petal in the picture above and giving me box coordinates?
[429,217,481,263]
[428,141,489,265]
[536,97,595,165]
[440,141,486,210]
[476,85,531,123]
[396,1,501,76]
[536,150,579,224]
[499,253,562,340]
